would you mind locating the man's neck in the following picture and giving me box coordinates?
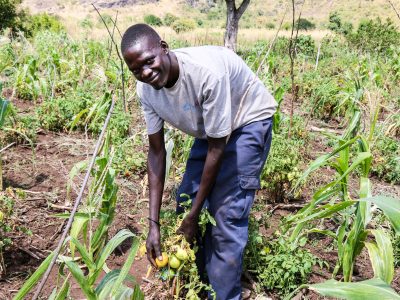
[165,52,179,89]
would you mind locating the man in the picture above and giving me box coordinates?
[121,24,277,300]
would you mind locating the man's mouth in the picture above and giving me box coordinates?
[148,72,159,84]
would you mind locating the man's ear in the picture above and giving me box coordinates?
[160,40,169,54]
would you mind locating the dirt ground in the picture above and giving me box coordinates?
[1,96,399,299]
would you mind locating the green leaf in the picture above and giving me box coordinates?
[365,230,394,284]
[65,260,96,300]
[308,278,400,300]
[360,196,400,233]
[13,252,55,300]
[0,98,10,127]
[69,237,96,272]
[111,237,140,296]
[92,229,135,284]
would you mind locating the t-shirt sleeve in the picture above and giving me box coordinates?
[137,86,164,135]
[201,74,232,138]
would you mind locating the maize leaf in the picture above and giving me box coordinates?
[360,196,400,233]
[308,278,400,300]
[365,230,394,284]
[13,252,55,300]
[65,260,96,300]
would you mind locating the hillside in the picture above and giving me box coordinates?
[18,0,400,58]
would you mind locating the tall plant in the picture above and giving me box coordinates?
[285,110,400,285]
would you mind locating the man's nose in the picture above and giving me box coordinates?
[142,67,152,79]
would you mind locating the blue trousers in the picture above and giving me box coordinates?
[176,118,273,300]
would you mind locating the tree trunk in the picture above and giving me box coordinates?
[224,0,250,52]
[224,13,239,51]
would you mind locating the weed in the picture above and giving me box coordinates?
[172,18,197,34]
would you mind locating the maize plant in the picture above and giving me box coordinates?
[284,110,400,296]
[14,132,144,299]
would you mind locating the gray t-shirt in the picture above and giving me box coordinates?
[136,46,277,139]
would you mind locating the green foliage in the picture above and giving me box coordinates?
[0,188,31,276]
[297,18,316,31]
[392,231,400,268]
[144,14,163,26]
[163,13,178,26]
[265,22,275,29]
[0,0,25,32]
[260,116,307,202]
[113,137,146,175]
[372,135,400,184]
[171,18,196,34]
[348,18,400,54]
[328,12,353,35]
[296,35,315,56]
[25,13,65,36]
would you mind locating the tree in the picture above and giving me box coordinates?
[224,0,250,52]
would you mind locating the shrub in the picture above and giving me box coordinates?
[297,18,316,30]
[328,11,353,35]
[171,18,196,34]
[163,13,178,26]
[295,34,315,56]
[282,22,291,30]
[144,14,163,26]
[260,116,307,202]
[348,18,400,54]
[80,18,94,29]
[0,0,30,34]
[265,22,275,29]
[0,0,21,31]
[25,13,65,36]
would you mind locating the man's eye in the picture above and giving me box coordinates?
[132,69,140,75]
[146,59,154,64]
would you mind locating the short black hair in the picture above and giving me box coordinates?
[121,23,161,54]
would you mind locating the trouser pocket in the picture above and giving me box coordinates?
[226,175,260,220]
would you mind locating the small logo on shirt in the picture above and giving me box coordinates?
[183,102,196,112]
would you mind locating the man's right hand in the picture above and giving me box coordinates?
[146,226,163,267]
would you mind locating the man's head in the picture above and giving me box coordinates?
[121,24,177,90]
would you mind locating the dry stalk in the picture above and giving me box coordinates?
[92,4,127,112]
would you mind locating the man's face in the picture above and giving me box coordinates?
[123,37,171,90]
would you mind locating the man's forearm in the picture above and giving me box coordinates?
[189,137,226,219]
[147,147,166,223]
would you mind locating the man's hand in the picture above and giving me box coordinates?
[177,213,198,243]
[146,226,163,267]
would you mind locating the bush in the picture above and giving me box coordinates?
[348,18,400,54]
[260,116,307,202]
[26,13,65,36]
[296,34,315,56]
[163,13,178,26]
[265,22,275,29]
[297,18,316,30]
[144,14,163,26]
[0,0,21,31]
[328,12,353,35]
[171,18,196,34]
[0,0,30,34]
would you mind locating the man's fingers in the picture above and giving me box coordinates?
[147,249,157,267]
[154,244,162,261]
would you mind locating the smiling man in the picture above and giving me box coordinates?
[121,24,277,300]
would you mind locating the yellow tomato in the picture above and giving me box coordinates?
[175,248,188,261]
[139,244,147,257]
[155,252,169,268]
[0,211,3,222]
[168,255,181,269]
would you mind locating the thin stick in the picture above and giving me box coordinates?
[92,4,127,112]
[106,11,119,69]
[32,96,116,300]
[388,0,400,21]
[315,43,321,71]
[0,142,16,154]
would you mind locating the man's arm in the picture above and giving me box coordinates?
[146,128,166,266]
[178,135,227,242]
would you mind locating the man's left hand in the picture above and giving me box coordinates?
[177,213,198,243]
